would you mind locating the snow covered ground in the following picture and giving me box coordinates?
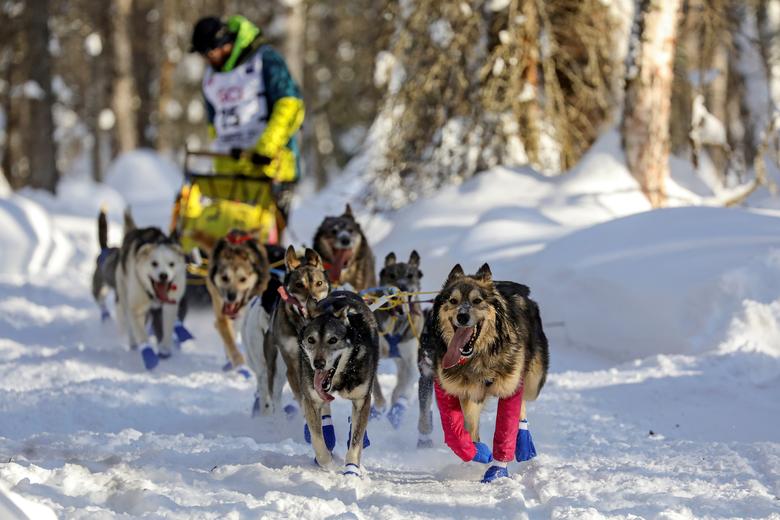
[1,147,779,518]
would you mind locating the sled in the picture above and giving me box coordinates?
[170,149,282,285]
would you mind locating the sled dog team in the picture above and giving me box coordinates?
[92,205,550,483]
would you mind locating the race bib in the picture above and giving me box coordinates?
[204,50,269,150]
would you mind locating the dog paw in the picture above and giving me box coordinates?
[221,361,233,372]
[174,321,194,343]
[283,403,298,419]
[158,350,172,360]
[100,308,111,322]
[416,436,433,449]
[481,465,510,483]
[342,463,362,477]
[387,398,407,429]
[369,405,385,420]
[140,345,159,370]
[515,419,537,462]
[234,364,251,379]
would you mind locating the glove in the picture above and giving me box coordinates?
[471,441,493,463]
[249,152,272,166]
[229,147,244,161]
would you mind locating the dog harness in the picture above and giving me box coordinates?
[434,379,524,462]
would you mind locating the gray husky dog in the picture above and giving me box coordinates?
[300,291,379,476]
[370,251,425,432]
[312,204,376,291]
[243,246,331,416]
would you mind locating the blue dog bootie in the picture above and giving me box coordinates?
[140,343,159,371]
[369,404,385,420]
[283,403,298,419]
[516,418,537,462]
[304,415,336,451]
[99,304,111,322]
[174,320,194,348]
[482,463,510,483]
[387,397,408,430]
[347,416,370,449]
[251,392,262,418]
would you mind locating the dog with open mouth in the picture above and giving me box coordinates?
[312,204,375,291]
[206,229,270,376]
[369,251,425,432]
[423,263,550,483]
[299,291,379,477]
[114,222,187,370]
[242,246,331,418]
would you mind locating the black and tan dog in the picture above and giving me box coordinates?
[206,229,270,375]
[243,246,331,416]
[370,251,425,430]
[313,204,376,291]
[300,291,379,476]
[423,263,549,482]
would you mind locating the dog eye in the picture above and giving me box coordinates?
[151,261,158,268]
[169,262,174,268]
[448,298,458,305]
[388,273,396,280]
[307,337,316,344]
[239,277,247,283]
[473,298,483,305]
[327,337,338,344]
[316,281,323,287]
[221,275,229,283]
[296,281,305,289]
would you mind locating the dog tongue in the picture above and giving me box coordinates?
[442,326,474,369]
[327,248,352,283]
[223,302,240,318]
[153,281,172,303]
[313,369,335,402]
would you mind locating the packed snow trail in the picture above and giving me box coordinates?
[1,160,780,517]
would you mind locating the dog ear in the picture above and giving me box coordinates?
[445,264,464,285]
[304,248,323,269]
[384,252,396,267]
[136,243,155,259]
[168,228,180,244]
[285,245,301,271]
[409,250,420,267]
[475,263,492,283]
[344,203,354,218]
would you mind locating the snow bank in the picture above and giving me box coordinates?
[518,207,780,361]
[0,195,72,277]
[21,176,126,222]
[105,149,182,206]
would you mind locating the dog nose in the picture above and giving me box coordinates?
[313,358,325,370]
[158,272,168,282]
[339,237,351,247]
[226,290,237,302]
[457,312,470,325]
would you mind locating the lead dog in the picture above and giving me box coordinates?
[423,263,549,482]
[243,246,330,417]
[312,204,376,290]
[114,222,187,370]
[206,229,270,376]
[370,251,424,430]
[300,291,379,476]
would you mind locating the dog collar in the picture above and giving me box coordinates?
[225,231,254,245]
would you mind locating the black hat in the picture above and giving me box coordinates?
[190,16,234,54]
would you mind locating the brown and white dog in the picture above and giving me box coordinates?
[422,263,549,481]
[312,204,376,291]
[206,229,270,374]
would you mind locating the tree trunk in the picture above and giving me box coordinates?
[25,0,59,193]
[112,0,139,154]
[621,0,682,208]
[132,0,157,148]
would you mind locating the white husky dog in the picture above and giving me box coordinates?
[114,226,186,370]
